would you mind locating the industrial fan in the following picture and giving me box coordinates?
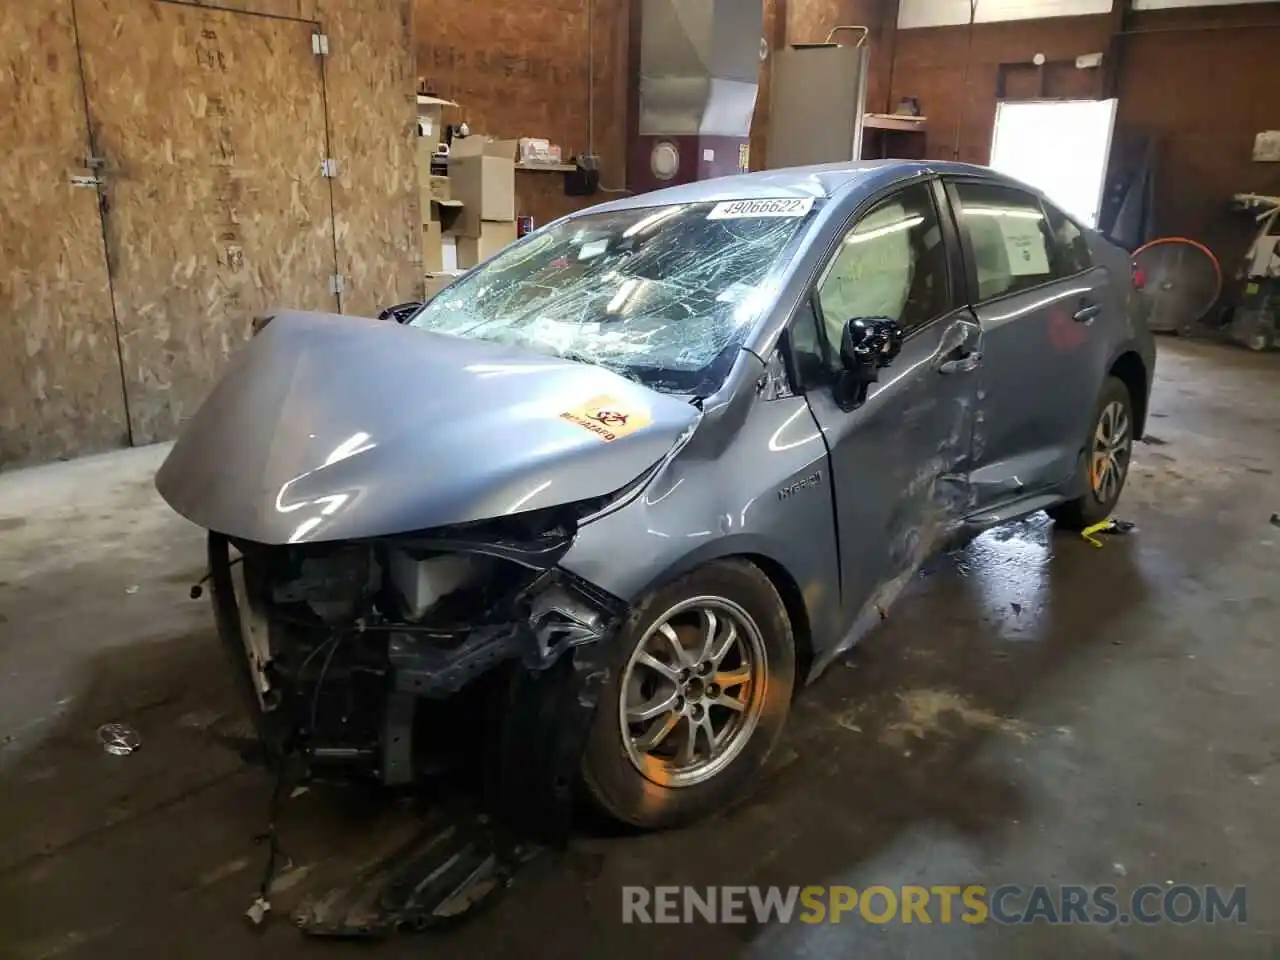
[1131,238,1222,334]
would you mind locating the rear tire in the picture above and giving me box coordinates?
[1048,376,1135,530]
[580,560,795,829]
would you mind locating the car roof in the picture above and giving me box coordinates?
[587,159,1021,215]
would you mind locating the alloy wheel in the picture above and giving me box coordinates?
[1091,399,1132,504]
[618,596,768,787]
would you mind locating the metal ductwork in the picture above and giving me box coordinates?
[639,0,762,138]
[628,0,763,192]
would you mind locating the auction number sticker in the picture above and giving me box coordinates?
[707,197,814,220]
[560,395,651,442]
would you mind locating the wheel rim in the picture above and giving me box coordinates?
[1091,399,1132,504]
[618,596,768,788]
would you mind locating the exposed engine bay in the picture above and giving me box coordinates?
[208,505,626,792]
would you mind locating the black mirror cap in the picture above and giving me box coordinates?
[377,301,425,324]
[840,316,905,373]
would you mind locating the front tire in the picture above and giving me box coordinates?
[1048,375,1135,530]
[580,559,795,829]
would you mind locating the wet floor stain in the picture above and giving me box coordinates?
[881,689,1029,750]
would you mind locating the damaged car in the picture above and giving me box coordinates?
[157,160,1154,831]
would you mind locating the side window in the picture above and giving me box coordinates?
[788,295,828,385]
[1044,202,1092,277]
[814,183,950,370]
[952,182,1055,302]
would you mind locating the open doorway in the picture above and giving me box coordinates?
[989,99,1118,229]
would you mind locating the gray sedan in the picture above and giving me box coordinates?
[157,160,1155,830]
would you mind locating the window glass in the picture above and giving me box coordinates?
[788,296,827,385]
[409,199,815,396]
[952,182,1055,302]
[1045,202,1092,276]
[814,183,949,367]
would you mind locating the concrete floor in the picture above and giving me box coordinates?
[1,337,1277,959]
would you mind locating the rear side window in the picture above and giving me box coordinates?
[952,182,1055,302]
[1045,202,1092,277]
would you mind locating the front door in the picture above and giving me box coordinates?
[801,179,981,639]
[946,179,1109,509]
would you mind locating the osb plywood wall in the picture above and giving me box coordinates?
[0,2,129,465]
[1,0,416,467]
[124,0,419,319]
[77,0,339,443]
[319,0,419,315]
[414,0,628,226]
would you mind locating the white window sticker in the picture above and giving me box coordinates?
[998,216,1051,276]
[707,197,815,220]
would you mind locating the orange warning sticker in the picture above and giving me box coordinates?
[559,395,652,442]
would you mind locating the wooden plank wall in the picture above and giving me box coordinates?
[0,2,129,466]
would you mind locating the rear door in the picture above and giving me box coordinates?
[946,179,1109,511]
[799,178,981,633]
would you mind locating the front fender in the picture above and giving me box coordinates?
[558,392,844,674]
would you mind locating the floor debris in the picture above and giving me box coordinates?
[1081,517,1137,547]
[96,722,141,756]
[293,815,538,937]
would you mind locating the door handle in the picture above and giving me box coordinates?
[938,351,982,375]
[1073,302,1101,323]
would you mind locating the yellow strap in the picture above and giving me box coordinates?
[1080,519,1111,548]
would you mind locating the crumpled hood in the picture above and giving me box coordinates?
[155,311,700,544]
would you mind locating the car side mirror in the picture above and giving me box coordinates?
[840,316,904,377]
[377,301,424,324]
[835,317,904,409]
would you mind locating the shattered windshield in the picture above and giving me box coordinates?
[408,198,818,395]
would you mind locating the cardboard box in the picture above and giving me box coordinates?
[434,199,464,235]
[416,95,457,156]
[449,137,517,236]
[419,179,455,226]
[422,219,443,273]
[427,175,451,203]
[456,221,518,269]
[422,196,467,271]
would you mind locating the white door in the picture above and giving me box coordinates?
[989,99,1118,229]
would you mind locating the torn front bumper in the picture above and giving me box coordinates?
[205,527,627,810]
